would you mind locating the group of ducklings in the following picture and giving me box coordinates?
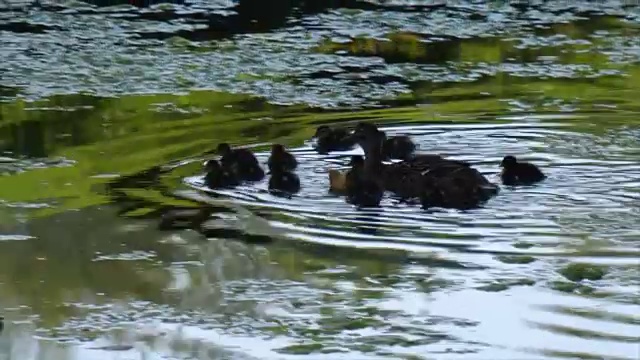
[204,143,300,194]
[203,122,546,209]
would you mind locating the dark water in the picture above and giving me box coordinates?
[0,1,639,359]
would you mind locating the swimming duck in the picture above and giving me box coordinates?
[419,162,496,210]
[217,143,265,181]
[327,156,383,207]
[344,155,384,207]
[355,128,498,209]
[268,166,301,194]
[313,125,356,153]
[267,144,297,173]
[500,155,546,186]
[203,159,240,189]
[355,122,416,160]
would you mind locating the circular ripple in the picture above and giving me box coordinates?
[182,120,640,258]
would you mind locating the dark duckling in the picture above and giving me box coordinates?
[500,155,546,186]
[217,143,265,182]
[203,159,240,189]
[355,122,416,161]
[344,155,384,208]
[313,125,356,153]
[268,166,301,194]
[267,144,297,173]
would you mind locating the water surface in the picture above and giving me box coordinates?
[0,1,639,359]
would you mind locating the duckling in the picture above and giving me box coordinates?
[500,155,546,186]
[355,122,416,160]
[313,125,356,153]
[355,128,498,209]
[344,155,384,207]
[267,144,297,172]
[203,159,240,189]
[268,167,301,194]
[217,143,265,181]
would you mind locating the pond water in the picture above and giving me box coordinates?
[0,1,639,359]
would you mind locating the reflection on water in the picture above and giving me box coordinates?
[0,1,640,360]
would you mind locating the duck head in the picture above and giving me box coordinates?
[500,155,518,168]
[354,122,387,144]
[271,143,286,155]
[216,143,232,157]
[355,122,378,131]
[204,159,222,172]
[354,122,380,137]
[314,125,332,138]
[354,128,385,157]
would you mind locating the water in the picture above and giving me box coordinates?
[0,1,639,359]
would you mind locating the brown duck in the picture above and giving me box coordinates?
[354,128,498,209]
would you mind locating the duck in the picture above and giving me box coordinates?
[217,143,265,181]
[500,155,546,186]
[268,166,301,194]
[313,125,356,153]
[344,155,384,207]
[419,162,496,210]
[355,122,416,160]
[203,159,240,189]
[328,156,383,207]
[354,128,498,209]
[267,144,297,173]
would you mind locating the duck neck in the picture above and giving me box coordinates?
[363,138,384,174]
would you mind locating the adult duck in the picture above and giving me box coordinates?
[313,125,356,153]
[328,155,384,207]
[217,143,265,181]
[203,159,240,189]
[344,155,384,207]
[500,155,546,186]
[355,129,498,209]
